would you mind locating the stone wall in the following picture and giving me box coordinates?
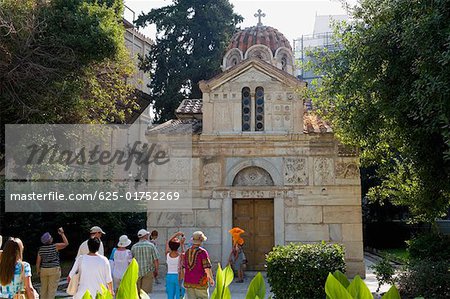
[202,66,304,134]
[147,133,365,277]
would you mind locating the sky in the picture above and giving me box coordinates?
[124,0,357,43]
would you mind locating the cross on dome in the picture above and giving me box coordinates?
[254,9,266,26]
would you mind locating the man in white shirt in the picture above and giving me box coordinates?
[77,226,105,257]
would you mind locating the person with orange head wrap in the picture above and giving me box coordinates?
[228,227,247,283]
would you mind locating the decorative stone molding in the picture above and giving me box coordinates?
[314,157,334,185]
[225,158,283,186]
[284,157,308,185]
[335,161,359,179]
[203,162,222,186]
[222,48,244,71]
[244,44,273,62]
[232,166,274,186]
[212,189,285,199]
[274,47,295,75]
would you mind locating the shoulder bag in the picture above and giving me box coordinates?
[67,256,83,296]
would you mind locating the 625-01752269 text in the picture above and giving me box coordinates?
[9,191,180,201]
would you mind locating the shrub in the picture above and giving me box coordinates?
[407,232,450,262]
[325,270,401,299]
[397,259,450,299]
[369,254,396,292]
[266,242,346,299]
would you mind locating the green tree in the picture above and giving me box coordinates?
[136,0,242,122]
[311,0,450,222]
[0,0,142,255]
[0,0,137,127]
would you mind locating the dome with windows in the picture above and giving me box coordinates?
[222,13,295,75]
[228,26,292,55]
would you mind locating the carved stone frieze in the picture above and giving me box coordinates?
[314,157,334,185]
[232,166,274,186]
[203,162,221,186]
[284,157,308,185]
[335,161,359,179]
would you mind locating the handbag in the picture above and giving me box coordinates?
[67,272,80,295]
[67,256,82,296]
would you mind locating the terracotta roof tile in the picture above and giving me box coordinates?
[228,26,292,55]
[147,119,202,135]
[303,112,333,134]
[175,99,203,118]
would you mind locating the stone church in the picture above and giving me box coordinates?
[147,16,365,276]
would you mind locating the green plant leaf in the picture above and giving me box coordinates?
[347,275,373,299]
[381,285,401,299]
[116,258,139,299]
[223,265,234,287]
[82,290,92,299]
[245,272,266,299]
[95,284,112,299]
[332,270,350,288]
[325,273,353,299]
[211,264,223,299]
[223,286,232,299]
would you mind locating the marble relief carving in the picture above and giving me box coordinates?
[203,162,221,186]
[284,157,308,185]
[335,162,359,179]
[314,157,334,185]
[232,166,274,186]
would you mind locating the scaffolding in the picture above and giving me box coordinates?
[293,32,336,83]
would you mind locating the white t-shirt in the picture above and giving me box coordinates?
[77,239,104,258]
[69,254,112,299]
[166,253,180,274]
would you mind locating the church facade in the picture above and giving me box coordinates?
[147,20,365,276]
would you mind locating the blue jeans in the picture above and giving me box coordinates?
[166,273,185,299]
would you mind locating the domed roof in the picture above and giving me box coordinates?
[228,26,292,55]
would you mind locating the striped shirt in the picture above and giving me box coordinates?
[131,240,159,277]
[38,244,60,268]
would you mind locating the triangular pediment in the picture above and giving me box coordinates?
[199,58,304,93]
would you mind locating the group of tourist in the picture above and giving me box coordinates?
[0,225,247,299]
[67,226,216,299]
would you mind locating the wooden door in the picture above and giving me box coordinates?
[232,199,274,271]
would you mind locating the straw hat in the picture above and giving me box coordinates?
[192,231,207,244]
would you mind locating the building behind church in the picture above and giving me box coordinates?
[147,16,365,277]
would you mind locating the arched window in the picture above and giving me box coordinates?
[255,87,264,131]
[242,87,251,131]
[281,55,287,71]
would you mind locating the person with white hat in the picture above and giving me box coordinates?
[182,231,214,299]
[131,229,160,297]
[76,226,106,258]
[109,235,132,292]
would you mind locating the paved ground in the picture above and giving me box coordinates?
[53,254,392,298]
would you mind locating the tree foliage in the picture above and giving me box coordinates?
[311,0,450,222]
[136,0,242,122]
[0,0,137,127]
